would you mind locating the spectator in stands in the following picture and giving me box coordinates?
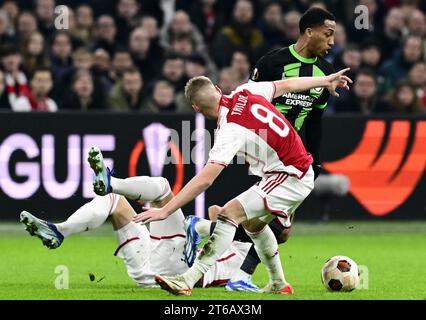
[0,9,16,44]
[229,50,251,85]
[376,7,405,62]
[49,31,73,87]
[211,0,264,68]
[217,67,239,95]
[378,34,424,97]
[92,15,118,57]
[160,10,207,57]
[185,54,208,78]
[35,0,55,37]
[170,32,218,81]
[91,48,114,93]
[175,53,210,113]
[1,44,32,111]
[282,11,302,47]
[71,48,108,103]
[360,40,382,73]
[142,80,177,113]
[188,0,226,43]
[407,9,426,38]
[129,27,159,85]
[61,47,104,101]
[170,33,195,57]
[61,69,104,111]
[407,61,426,109]
[385,81,424,114]
[154,53,187,93]
[334,69,387,114]
[108,67,145,112]
[72,47,93,72]
[18,67,57,112]
[4,0,426,116]
[1,44,23,80]
[400,0,420,17]
[334,44,362,80]
[139,15,162,58]
[110,48,134,82]
[21,31,50,77]
[257,1,286,50]
[71,4,95,45]
[115,0,140,45]
[140,15,159,40]
[1,0,19,28]
[17,11,38,42]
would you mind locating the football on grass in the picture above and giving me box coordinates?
[321,256,360,292]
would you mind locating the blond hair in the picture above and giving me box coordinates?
[184,76,214,105]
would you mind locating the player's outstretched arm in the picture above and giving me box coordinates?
[273,68,352,98]
[133,163,225,224]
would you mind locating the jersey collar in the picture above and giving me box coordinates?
[289,44,318,64]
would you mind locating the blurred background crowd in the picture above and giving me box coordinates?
[0,0,426,114]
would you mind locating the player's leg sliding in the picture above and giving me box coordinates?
[88,146,112,196]
[20,192,120,247]
[155,201,242,296]
[89,147,206,271]
[57,194,120,237]
[20,193,120,248]
[89,146,172,202]
[88,147,193,275]
[183,215,212,267]
[20,211,64,249]
[111,197,157,288]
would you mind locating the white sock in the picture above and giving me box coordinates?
[110,176,170,201]
[246,225,286,285]
[182,218,237,288]
[194,217,212,238]
[56,194,119,237]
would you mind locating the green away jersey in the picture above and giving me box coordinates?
[249,44,335,131]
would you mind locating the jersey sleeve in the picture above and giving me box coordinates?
[208,125,244,167]
[234,82,276,102]
[249,53,273,82]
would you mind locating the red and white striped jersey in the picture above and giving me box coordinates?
[208,82,313,179]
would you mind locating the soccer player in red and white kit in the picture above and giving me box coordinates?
[134,69,351,296]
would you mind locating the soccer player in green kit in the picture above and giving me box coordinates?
[250,6,336,176]
[223,7,342,292]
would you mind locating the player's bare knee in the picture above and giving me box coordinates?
[242,218,267,233]
[150,192,174,208]
[208,205,221,221]
[278,227,292,244]
[217,200,246,225]
[111,196,136,230]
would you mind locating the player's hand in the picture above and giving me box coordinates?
[132,207,170,224]
[325,68,353,97]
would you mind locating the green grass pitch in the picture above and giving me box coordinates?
[0,221,425,300]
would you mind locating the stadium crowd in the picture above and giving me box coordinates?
[0,0,426,114]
